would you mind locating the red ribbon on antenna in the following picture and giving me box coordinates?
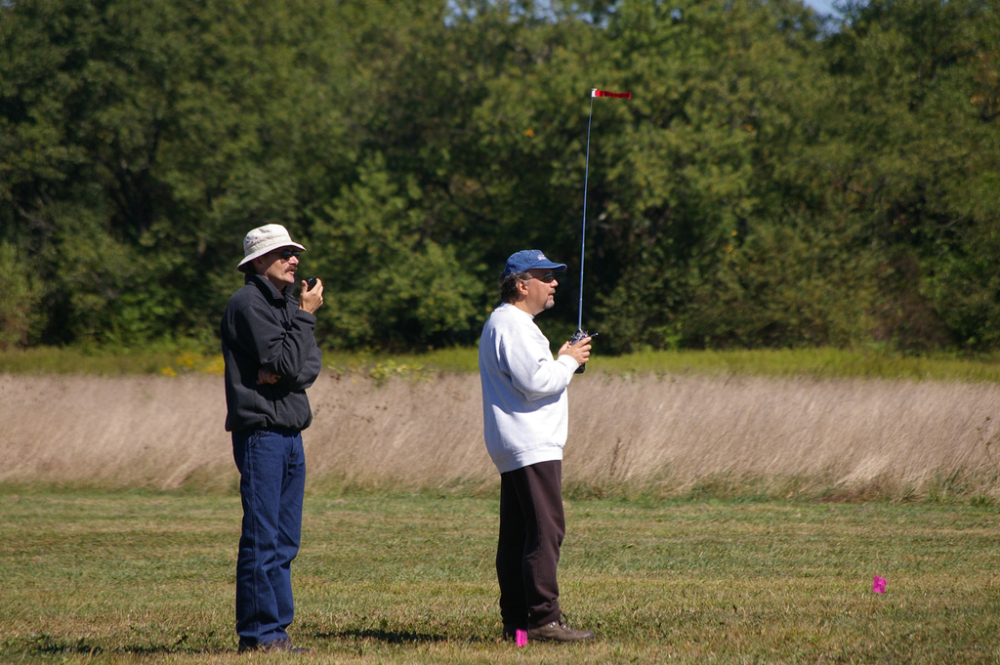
[592,89,631,99]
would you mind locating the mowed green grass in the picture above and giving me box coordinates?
[2,489,999,664]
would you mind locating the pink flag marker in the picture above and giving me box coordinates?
[516,629,527,648]
[873,575,887,594]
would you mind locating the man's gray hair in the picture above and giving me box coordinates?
[499,271,529,304]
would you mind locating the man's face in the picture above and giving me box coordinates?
[520,268,559,315]
[255,247,300,289]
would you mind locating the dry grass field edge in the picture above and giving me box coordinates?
[2,371,1000,500]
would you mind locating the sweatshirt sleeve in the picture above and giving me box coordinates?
[234,303,319,381]
[501,322,578,401]
[282,342,322,391]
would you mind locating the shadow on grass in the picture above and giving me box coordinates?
[24,630,475,657]
[316,628,452,644]
[33,638,224,657]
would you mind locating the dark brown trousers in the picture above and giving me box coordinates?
[496,460,565,629]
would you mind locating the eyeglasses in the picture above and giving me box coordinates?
[275,249,300,259]
[527,273,556,283]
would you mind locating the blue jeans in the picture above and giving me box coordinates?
[232,428,307,647]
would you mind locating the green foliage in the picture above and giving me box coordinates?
[682,216,877,348]
[2,0,998,353]
[0,242,42,348]
[811,0,1000,350]
[310,156,485,349]
[0,343,219,375]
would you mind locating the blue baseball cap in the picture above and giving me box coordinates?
[503,250,567,277]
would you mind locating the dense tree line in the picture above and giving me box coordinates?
[1,0,998,353]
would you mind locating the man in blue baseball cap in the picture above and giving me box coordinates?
[478,249,595,643]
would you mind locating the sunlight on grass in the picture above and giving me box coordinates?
[597,347,1000,383]
[5,345,1000,383]
[2,490,998,664]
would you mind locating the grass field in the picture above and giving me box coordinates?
[2,488,999,664]
[4,346,1000,383]
[3,346,1000,662]
[3,370,999,501]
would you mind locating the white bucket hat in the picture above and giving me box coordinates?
[237,224,306,271]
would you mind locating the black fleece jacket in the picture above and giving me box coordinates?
[221,272,323,432]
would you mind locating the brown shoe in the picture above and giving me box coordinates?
[526,618,595,643]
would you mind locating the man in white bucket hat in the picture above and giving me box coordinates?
[221,223,324,654]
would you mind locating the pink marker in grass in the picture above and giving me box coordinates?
[516,629,528,647]
[873,575,887,594]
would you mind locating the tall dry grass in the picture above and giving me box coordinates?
[2,371,999,499]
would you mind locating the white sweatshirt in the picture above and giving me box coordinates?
[478,303,580,473]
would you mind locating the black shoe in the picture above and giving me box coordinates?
[502,625,526,641]
[526,617,595,643]
[239,638,314,654]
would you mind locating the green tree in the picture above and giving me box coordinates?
[814,0,1000,350]
[1,0,362,345]
[0,242,42,348]
[3,0,997,354]
[310,155,485,349]
[593,0,829,350]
